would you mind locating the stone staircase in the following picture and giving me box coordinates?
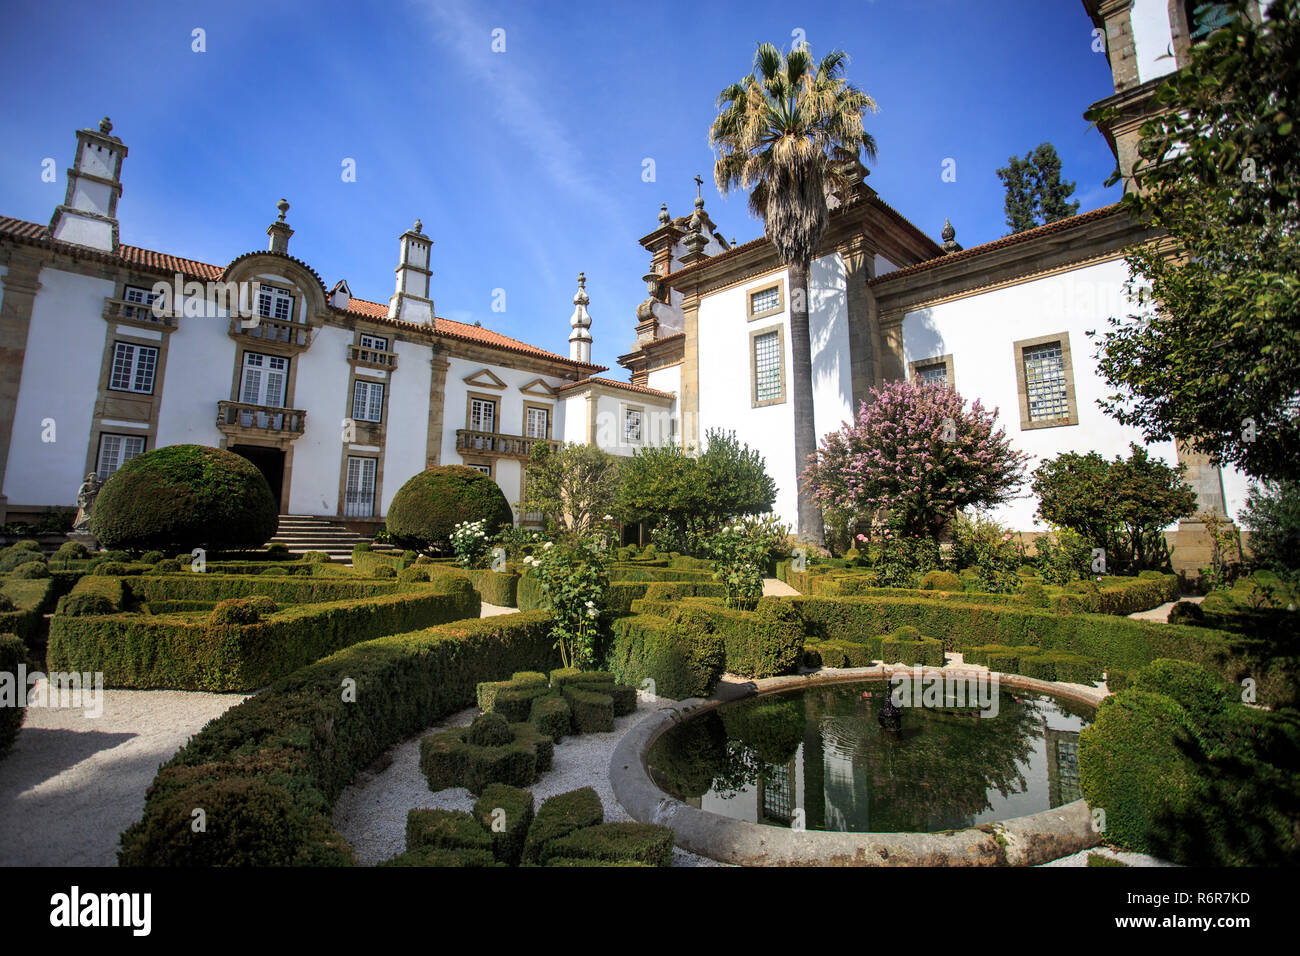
[269,514,395,565]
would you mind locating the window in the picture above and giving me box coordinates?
[122,284,159,321]
[750,326,786,407]
[109,342,158,394]
[343,457,377,518]
[465,462,492,476]
[352,380,384,423]
[469,397,497,433]
[909,353,954,389]
[359,333,388,352]
[256,285,294,322]
[624,406,643,445]
[747,280,785,320]
[96,433,145,481]
[1014,333,1079,429]
[525,405,550,440]
[240,352,288,407]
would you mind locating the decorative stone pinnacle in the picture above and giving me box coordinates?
[276,198,290,221]
[413,218,423,234]
[99,117,113,134]
[572,272,590,309]
[693,173,703,199]
[941,217,962,253]
[658,203,670,226]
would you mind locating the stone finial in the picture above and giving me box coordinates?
[99,117,113,134]
[941,217,962,253]
[569,272,593,363]
[413,218,423,234]
[276,198,290,222]
[658,203,670,226]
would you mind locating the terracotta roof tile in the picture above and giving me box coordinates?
[555,376,675,399]
[869,204,1126,285]
[0,215,604,373]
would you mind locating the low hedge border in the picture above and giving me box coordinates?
[786,594,1291,707]
[48,576,481,691]
[464,569,519,608]
[0,633,26,757]
[118,611,562,866]
[0,576,60,650]
[606,614,725,699]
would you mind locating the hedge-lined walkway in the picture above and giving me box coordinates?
[0,598,518,867]
[0,685,246,866]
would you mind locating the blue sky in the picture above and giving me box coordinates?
[0,0,1120,372]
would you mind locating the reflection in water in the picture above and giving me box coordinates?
[645,681,1090,834]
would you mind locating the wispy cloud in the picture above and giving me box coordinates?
[418,0,622,222]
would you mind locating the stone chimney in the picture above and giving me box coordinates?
[568,272,593,364]
[50,117,127,252]
[388,219,434,323]
[267,198,293,254]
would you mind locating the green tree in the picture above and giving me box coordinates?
[1241,480,1300,574]
[521,442,620,537]
[1033,444,1197,573]
[995,142,1080,234]
[710,42,878,547]
[617,429,776,554]
[1087,1,1300,482]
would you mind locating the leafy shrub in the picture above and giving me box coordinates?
[0,549,43,573]
[607,614,726,699]
[54,541,88,561]
[919,570,961,591]
[0,633,25,757]
[1019,581,1049,608]
[92,562,128,576]
[89,445,278,554]
[210,596,279,626]
[0,596,13,613]
[540,822,674,867]
[1167,600,1205,625]
[473,784,534,865]
[420,717,553,794]
[119,612,563,866]
[522,787,603,864]
[11,561,49,579]
[141,550,165,564]
[1241,480,1300,574]
[953,513,1023,593]
[301,551,331,564]
[387,466,513,554]
[372,565,396,579]
[1033,526,1093,585]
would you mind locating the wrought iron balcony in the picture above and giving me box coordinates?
[455,429,560,460]
[216,400,306,439]
[348,344,398,370]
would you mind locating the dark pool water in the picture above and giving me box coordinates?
[645,680,1091,834]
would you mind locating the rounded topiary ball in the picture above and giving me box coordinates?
[90,445,278,554]
[386,465,513,553]
[467,712,513,747]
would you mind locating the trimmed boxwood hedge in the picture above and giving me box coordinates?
[521,787,604,864]
[784,594,1293,708]
[89,444,278,553]
[420,714,554,794]
[606,614,725,699]
[0,633,26,757]
[539,821,675,867]
[386,466,513,553]
[465,569,519,608]
[118,611,562,866]
[48,575,480,691]
[1079,660,1300,865]
[0,576,59,649]
[473,783,534,865]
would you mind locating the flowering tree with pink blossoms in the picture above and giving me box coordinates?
[803,379,1030,546]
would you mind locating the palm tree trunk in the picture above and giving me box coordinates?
[788,260,825,547]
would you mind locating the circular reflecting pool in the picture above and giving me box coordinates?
[645,679,1092,834]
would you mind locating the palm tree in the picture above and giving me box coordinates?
[711,42,878,548]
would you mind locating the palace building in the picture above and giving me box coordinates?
[0,0,1252,571]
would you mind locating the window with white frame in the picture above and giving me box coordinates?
[109,342,159,394]
[256,285,294,322]
[466,462,492,476]
[1022,341,1070,423]
[359,333,388,352]
[240,352,288,407]
[122,284,159,320]
[525,406,550,440]
[753,329,783,404]
[624,406,643,445]
[750,285,780,315]
[469,397,497,433]
[96,433,145,481]
[343,457,377,517]
[352,380,384,423]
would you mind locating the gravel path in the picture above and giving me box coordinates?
[333,695,725,867]
[0,683,246,866]
[1127,595,1202,622]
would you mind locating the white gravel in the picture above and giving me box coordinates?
[0,683,246,866]
[333,695,726,867]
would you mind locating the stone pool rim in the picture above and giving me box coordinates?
[611,665,1106,867]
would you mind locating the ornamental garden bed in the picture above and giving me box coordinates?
[45,569,481,691]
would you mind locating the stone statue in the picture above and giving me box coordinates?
[73,472,102,531]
